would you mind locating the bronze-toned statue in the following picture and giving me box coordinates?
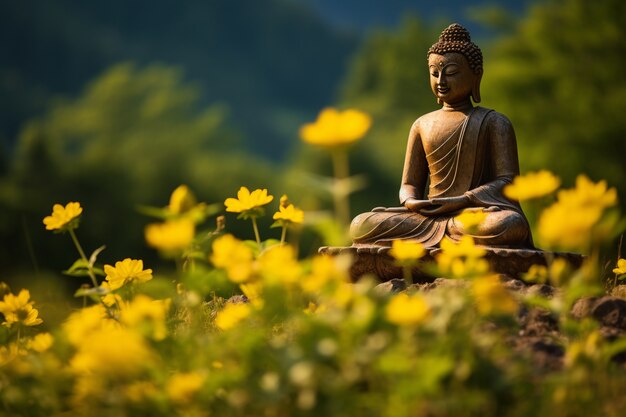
[350,23,533,248]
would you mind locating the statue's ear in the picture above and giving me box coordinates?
[472,69,483,103]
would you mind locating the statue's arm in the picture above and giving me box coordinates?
[399,119,429,206]
[465,112,520,206]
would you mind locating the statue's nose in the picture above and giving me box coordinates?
[437,73,447,85]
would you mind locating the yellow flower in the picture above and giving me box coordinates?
[472,275,518,316]
[614,258,626,276]
[167,372,206,403]
[69,327,153,377]
[210,234,255,283]
[0,289,43,327]
[385,293,431,326]
[63,304,118,346]
[439,235,486,258]
[214,302,251,330]
[389,239,426,262]
[300,108,372,148]
[454,209,487,231]
[537,176,617,251]
[26,333,54,352]
[104,258,153,291]
[301,255,349,294]
[523,264,548,283]
[558,175,617,209]
[564,331,602,368]
[120,295,170,340]
[125,381,158,404]
[258,245,301,285]
[503,170,561,201]
[224,186,274,214]
[145,218,195,252]
[168,185,197,215]
[538,202,601,250]
[43,202,83,231]
[273,204,304,224]
[436,236,489,278]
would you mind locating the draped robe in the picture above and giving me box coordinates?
[350,106,533,248]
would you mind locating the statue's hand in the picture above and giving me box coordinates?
[404,198,434,213]
[419,195,470,216]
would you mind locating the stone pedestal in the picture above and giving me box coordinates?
[318,245,584,282]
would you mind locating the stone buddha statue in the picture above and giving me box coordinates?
[350,23,533,249]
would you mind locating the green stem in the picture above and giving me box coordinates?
[403,265,413,288]
[16,326,21,347]
[280,225,287,245]
[69,228,98,288]
[331,148,350,228]
[251,217,262,250]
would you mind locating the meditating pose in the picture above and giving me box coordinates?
[350,23,533,248]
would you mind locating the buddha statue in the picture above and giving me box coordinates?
[350,23,533,249]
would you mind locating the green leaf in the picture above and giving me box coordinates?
[74,286,108,297]
[63,259,91,277]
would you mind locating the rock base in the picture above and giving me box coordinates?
[318,244,584,282]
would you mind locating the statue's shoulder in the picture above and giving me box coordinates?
[476,106,511,123]
[413,108,441,129]
[476,106,514,131]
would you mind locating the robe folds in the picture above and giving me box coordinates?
[350,106,533,248]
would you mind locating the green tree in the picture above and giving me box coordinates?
[2,63,278,273]
[481,0,626,200]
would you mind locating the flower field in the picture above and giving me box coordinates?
[1,173,625,416]
[2,109,626,416]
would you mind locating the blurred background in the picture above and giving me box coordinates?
[1,0,625,287]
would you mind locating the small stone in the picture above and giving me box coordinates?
[591,297,626,330]
[374,278,406,294]
[570,297,598,320]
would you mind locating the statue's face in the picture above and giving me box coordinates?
[428,53,476,106]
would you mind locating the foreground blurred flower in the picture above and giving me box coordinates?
[504,170,560,201]
[436,236,488,278]
[614,258,626,277]
[168,185,197,215]
[0,289,43,328]
[258,245,301,285]
[145,219,195,253]
[454,209,487,232]
[120,295,170,340]
[301,255,349,294]
[300,108,372,148]
[390,239,426,286]
[104,258,153,291]
[63,304,118,346]
[385,293,430,326]
[70,327,153,377]
[472,275,518,316]
[26,332,54,352]
[214,302,251,330]
[167,372,206,404]
[389,240,426,263]
[538,175,618,250]
[210,234,255,283]
[43,202,83,232]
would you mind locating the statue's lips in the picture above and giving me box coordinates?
[437,87,450,94]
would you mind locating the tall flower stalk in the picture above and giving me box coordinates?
[300,107,371,229]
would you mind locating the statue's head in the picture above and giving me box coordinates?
[427,23,483,105]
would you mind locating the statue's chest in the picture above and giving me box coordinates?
[420,117,468,156]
